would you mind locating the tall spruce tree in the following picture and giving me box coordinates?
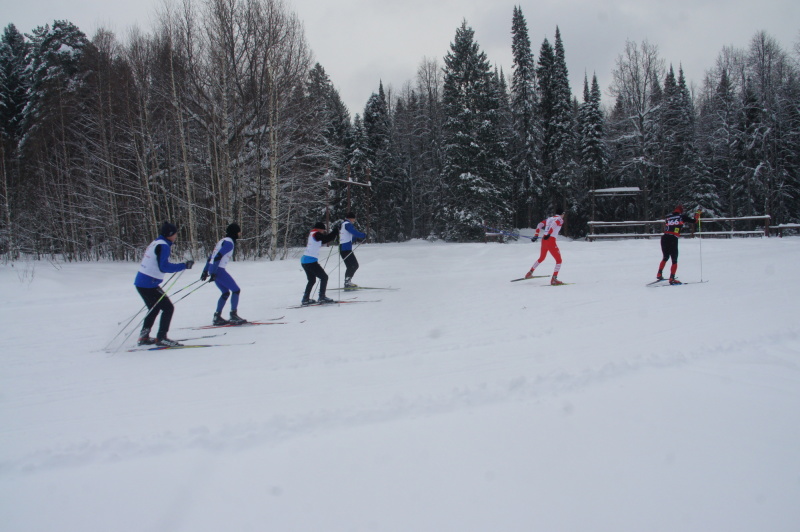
[363,82,401,241]
[538,27,577,225]
[510,6,542,227]
[578,73,609,222]
[307,63,351,178]
[0,24,31,257]
[441,21,511,240]
[699,67,739,216]
[536,37,555,202]
[0,25,30,148]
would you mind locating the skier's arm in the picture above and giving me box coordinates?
[316,228,339,244]
[155,243,188,273]
[346,222,366,240]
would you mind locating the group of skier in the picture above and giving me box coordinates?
[133,205,699,348]
[133,213,367,347]
[521,205,700,285]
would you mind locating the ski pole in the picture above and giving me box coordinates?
[110,270,188,353]
[311,239,337,300]
[337,240,342,291]
[697,211,704,282]
[105,271,181,351]
[115,272,179,326]
[326,240,363,276]
[171,278,208,305]
[482,224,534,240]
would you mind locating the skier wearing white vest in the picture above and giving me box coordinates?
[133,222,194,346]
[300,222,339,305]
[201,223,247,325]
[524,210,566,285]
[338,212,367,289]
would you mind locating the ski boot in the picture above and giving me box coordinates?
[318,295,335,304]
[344,277,359,290]
[301,298,317,306]
[550,276,564,286]
[138,327,154,346]
[656,271,665,281]
[213,312,230,326]
[524,269,535,279]
[669,276,682,285]
[155,337,183,347]
[229,310,248,325]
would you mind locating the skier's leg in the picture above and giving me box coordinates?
[155,296,175,339]
[302,263,316,301]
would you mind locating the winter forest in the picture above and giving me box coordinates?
[1,1,798,261]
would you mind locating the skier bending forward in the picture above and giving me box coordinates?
[524,210,566,285]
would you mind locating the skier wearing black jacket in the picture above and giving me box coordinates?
[657,205,699,285]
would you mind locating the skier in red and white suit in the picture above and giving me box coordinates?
[524,210,566,285]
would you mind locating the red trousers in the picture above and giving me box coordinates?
[537,238,562,264]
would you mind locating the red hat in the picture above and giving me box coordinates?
[675,205,684,213]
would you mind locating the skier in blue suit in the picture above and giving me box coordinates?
[339,212,366,289]
[134,222,194,347]
[201,223,247,325]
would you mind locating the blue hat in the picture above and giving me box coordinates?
[159,221,178,237]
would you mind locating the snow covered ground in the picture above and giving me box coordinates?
[1,236,799,532]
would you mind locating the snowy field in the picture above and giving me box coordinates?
[1,236,799,532]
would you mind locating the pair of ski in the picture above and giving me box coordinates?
[286,298,381,309]
[510,275,574,286]
[127,338,256,352]
[329,286,398,292]
[191,317,287,329]
[127,317,286,352]
[646,279,708,287]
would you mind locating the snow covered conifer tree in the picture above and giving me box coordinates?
[510,6,542,228]
[363,82,402,241]
[537,28,578,227]
[441,21,512,241]
[578,74,609,221]
[0,24,31,258]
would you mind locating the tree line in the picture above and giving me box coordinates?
[1,1,798,262]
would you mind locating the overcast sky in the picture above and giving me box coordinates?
[4,0,799,114]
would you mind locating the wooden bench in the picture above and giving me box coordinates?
[769,224,800,237]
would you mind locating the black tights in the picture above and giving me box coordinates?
[302,262,328,300]
[660,234,679,263]
[340,250,359,279]
[136,286,174,339]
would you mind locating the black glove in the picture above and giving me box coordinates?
[185,260,195,269]
[531,236,538,243]
[209,273,217,283]
[543,234,550,240]
[200,270,208,281]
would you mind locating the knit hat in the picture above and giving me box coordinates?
[313,222,326,230]
[346,212,356,219]
[159,221,178,238]
[675,205,684,213]
[226,223,241,239]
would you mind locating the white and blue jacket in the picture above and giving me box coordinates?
[339,220,366,251]
[133,237,187,288]
[204,237,235,275]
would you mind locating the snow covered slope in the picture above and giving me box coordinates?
[1,237,799,532]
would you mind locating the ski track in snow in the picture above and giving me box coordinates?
[2,322,798,474]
